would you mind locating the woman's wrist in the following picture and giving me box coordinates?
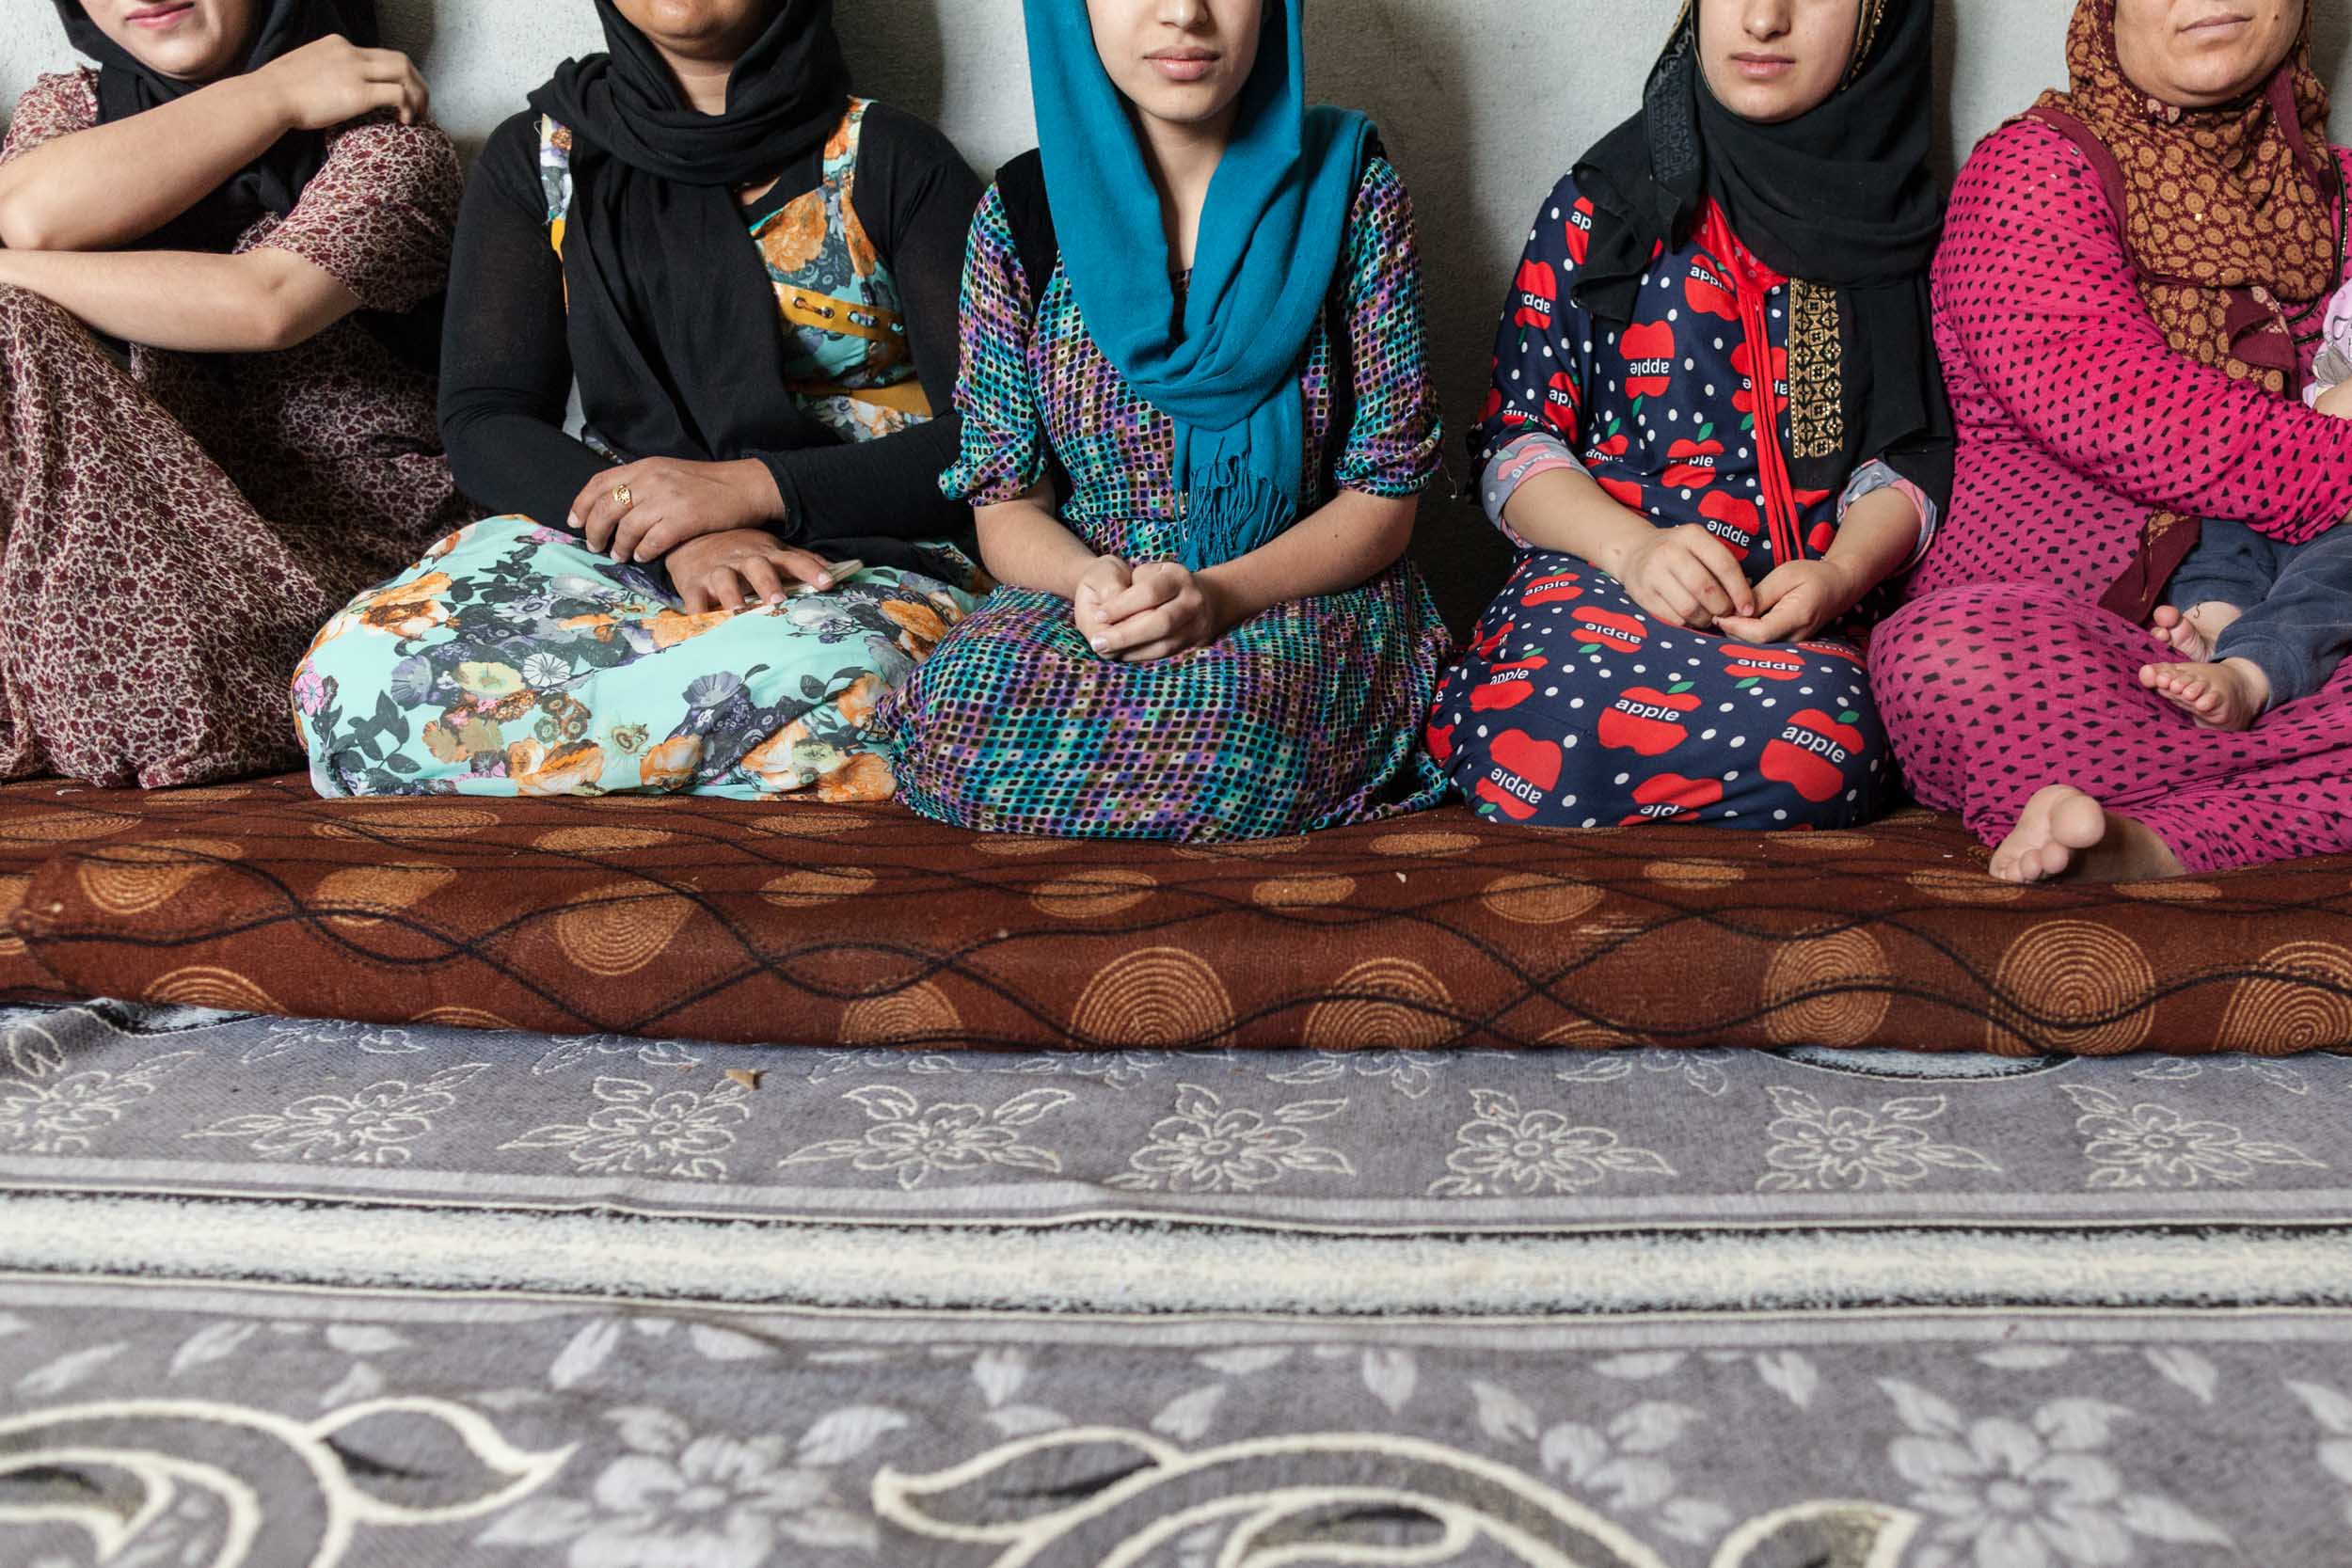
[232,65,304,142]
[727,458,788,528]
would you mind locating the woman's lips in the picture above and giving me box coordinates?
[1733,54,1795,80]
[126,1,198,27]
[1147,53,1219,83]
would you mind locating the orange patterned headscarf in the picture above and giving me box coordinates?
[2036,0,2339,392]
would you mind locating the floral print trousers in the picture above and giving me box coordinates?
[295,517,978,800]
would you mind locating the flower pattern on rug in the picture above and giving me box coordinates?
[778,1085,1072,1190]
[1104,1084,1355,1194]
[1429,1088,1676,1197]
[1756,1086,2000,1193]
[501,1076,754,1180]
[1883,1379,2234,1567]
[185,1064,488,1165]
[479,1404,894,1564]
[2059,1085,2325,1189]
[0,1051,197,1155]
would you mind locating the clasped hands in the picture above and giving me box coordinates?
[1073,556,1232,663]
[1614,524,1859,645]
[567,456,843,614]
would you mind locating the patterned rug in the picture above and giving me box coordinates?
[4,1000,2351,1565]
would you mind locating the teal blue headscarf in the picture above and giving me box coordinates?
[1024,0,1372,569]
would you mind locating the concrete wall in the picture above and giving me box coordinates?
[8,1,2350,620]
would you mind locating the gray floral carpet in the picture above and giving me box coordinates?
[3,1001,2351,1567]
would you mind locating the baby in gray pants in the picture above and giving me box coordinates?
[2140,309,2352,731]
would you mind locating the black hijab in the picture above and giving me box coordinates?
[1572,0,1953,509]
[53,0,378,243]
[526,0,852,467]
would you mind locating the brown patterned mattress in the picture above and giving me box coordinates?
[1,775,2347,1054]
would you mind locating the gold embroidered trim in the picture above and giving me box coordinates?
[1788,279,1847,463]
[1846,0,1891,85]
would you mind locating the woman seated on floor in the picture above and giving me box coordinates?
[876,0,1453,842]
[295,0,984,801]
[0,0,465,789]
[1871,0,2352,883]
[1427,0,1952,832]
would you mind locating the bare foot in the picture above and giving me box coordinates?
[2146,602,2242,661]
[1989,784,2187,885]
[2137,656,2271,731]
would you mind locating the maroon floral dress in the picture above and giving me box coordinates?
[0,69,468,787]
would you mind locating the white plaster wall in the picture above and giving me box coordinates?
[7,0,2350,614]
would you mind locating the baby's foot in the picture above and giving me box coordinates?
[1989,784,2185,885]
[2147,602,2240,661]
[2137,656,2271,731]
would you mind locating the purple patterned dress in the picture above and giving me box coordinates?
[880,156,1452,840]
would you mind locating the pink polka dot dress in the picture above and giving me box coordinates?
[1873,119,2352,873]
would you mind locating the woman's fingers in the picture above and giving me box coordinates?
[1100,571,1182,623]
[739,554,789,605]
[574,468,633,551]
[1679,531,1756,617]
[1117,636,1190,664]
[1669,554,1733,617]
[1091,602,1178,655]
[705,565,750,613]
[776,548,837,590]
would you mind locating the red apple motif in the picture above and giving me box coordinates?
[1806,520,1836,555]
[1619,770,1725,824]
[1523,571,1584,607]
[1470,656,1549,713]
[1760,706,1868,804]
[1662,421,1724,490]
[1597,683,1700,755]
[1470,619,1516,660]
[1597,476,1644,511]
[1565,196,1596,265]
[1584,418,1630,463]
[1542,372,1581,436]
[1724,646,1807,684]
[1571,607,1646,655]
[1425,721,1455,764]
[1514,259,1558,338]
[1480,386,1502,424]
[1620,321,1676,401]
[1474,728,1565,822]
[1698,491,1758,560]
[1799,640,1864,668]
[1685,254,1738,320]
[1732,341,1788,422]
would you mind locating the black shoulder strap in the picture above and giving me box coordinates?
[996,150,1059,309]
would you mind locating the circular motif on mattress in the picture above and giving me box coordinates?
[1642,858,1746,888]
[1173,834,1311,861]
[760,867,880,908]
[1029,868,1157,919]
[1370,832,1480,858]
[553,879,695,977]
[1905,865,2026,904]
[0,810,127,844]
[1538,1020,1637,1048]
[0,872,27,956]
[2216,942,2352,1054]
[313,805,501,843]
[1252,874,1358,909]
[1771,832,1877,853]
[157,785,252,801]
[1480,872,1603,926]
[973,836,1069,857]
[317,863,458,928]
[1763,927,1893,1048]
[1068,948,1234,1048]
[2115,879,2223,903]
[1302,958,1459,1050]
[533,827,676,853]
[146,965,280,1013]
[745,809,867,838]
[591,794,691,809]
[75,837,245,916]
[1985,920,2156,1055]
[840,982,964,1046]
[408,1006,521,1032]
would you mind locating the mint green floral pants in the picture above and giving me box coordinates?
[294,518,978,800]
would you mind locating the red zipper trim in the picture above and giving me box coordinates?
[1698,202,1806,563]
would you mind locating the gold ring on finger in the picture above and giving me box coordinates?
[612,483,634,511]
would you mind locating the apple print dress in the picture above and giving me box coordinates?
[1426,174,1936,831]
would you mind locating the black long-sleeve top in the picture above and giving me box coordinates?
[437,101,981,553]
